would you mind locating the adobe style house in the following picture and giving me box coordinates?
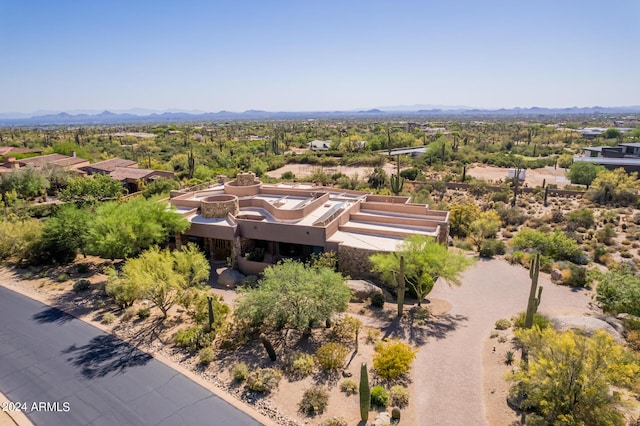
[0,152,89,171]
[169,172,449,279]
[574,142,640,173]
[80,157,175,193]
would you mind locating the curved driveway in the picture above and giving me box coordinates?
[0,286,261,426]
[415,258,593,425]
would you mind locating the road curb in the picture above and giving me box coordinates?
[0,391,34,426]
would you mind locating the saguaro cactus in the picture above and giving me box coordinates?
[397,255,406,317]
[461,164,467,182]
[390,155,404,195]
[359,363,370,422]
[206,296,215,331]
[524,253,543,329]
[543,186,549,207]
[260,333,277,361]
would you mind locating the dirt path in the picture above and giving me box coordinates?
[415,258,595,425]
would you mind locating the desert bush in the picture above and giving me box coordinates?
[316,342,349,371]
[76,263,90,273]
[298,385,329,416]
[73,279,91,292]
[495,318,511,330]
[137,307,151,319]
[366,327,382,343]
[565,208,595,230]
[512,312,551,330]
[330,315,362,343]
[491,191,510,203]
[57,272,70,282]
[390,385,410,408]
[284,352,315,378]
[373,339,417,380]
[479,239,505,258]
[174,326,212,353]
[510,228,585,263]
[231,362,249,382]
[370,292,385,308]
[371,386,390,408]
[318,417,348,426]
[198,347,215,366]
[121,307,137,322]
[596,225,617,245]
[246,368,282,393]
[339,379,358,395]
[101,312,116,325]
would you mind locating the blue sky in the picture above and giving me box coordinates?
[1,0,638,113]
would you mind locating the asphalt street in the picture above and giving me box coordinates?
[0,285,261,426]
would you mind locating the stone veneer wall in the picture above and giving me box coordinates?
[236,172,257,187]
[337,245,381,280]
[201,196,239,218]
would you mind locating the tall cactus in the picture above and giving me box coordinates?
[359,363,370,422]
[543,186,549,207]
[397,255,406,317]
[187,147,195,179]
[524,253,543,329]
[461,164,467,182]
[390,155,404,195]
[260,333,277,361]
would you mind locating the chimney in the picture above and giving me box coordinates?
[70,151,76,158]
[6,157,19,169]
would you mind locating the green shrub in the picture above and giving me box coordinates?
[198,347,215,366]
[370,386,389,408]
[479,239,506,258]
[316,342,349,371]
[285,352,315,378]
[339,379,358,395]
[512,312,551,330]
[373,339,417,380]
[495,318,511,330]
[366,327,382,343]
[174,326,212,353]
[121,307,137,322]
[565,209,594,230]
[318,417,348,426]
[281,171,295,180]
[491,191,510,203]
[370,292,385,308]
[101,312,116,325]
[231,362,249,382]
[298,385,329,416]
[137,307,151,319]
[57,272,71,282]
[245,368,282,393]
[390,385,410,408]
[330,315,362,343]
[73,279,91,292]
[76,263,91,273]
[510,228,586,263]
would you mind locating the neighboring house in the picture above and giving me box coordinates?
[0,146,43,156]
[80,157,138,175]
[1,152,89,171]
[169,172,449,279]
[574,142,640,173]
[308,140,332,151]
[109,167,175,193]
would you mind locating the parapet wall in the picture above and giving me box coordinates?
[201,195,239,218]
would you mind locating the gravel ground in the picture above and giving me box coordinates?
[414,258,596,426]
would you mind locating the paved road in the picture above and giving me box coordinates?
[0,286,261,426]
[414,258,594,426]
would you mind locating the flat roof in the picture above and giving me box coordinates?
[573,156,640,166]
[327,231,406,251]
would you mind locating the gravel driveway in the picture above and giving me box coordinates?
[415,258,595,425]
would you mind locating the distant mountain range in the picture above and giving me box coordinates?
[1,105,639,126]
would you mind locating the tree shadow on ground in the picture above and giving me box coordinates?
[32,306,75,324]
[382,312,469,346]
[62,334,152,379]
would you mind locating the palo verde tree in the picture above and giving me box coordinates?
[509,327,639,425]
[370,235,475,308]
[89,196,189,259]
[105,243,210,318]
[39,204,92,264]
[587,168,640,206]
[234,259,351,333]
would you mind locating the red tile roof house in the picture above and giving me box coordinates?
[80,157,175,193]
[168,172,449,279]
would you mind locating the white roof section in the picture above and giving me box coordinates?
[327,231,406,251]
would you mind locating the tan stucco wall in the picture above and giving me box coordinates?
[201,195,239,218]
